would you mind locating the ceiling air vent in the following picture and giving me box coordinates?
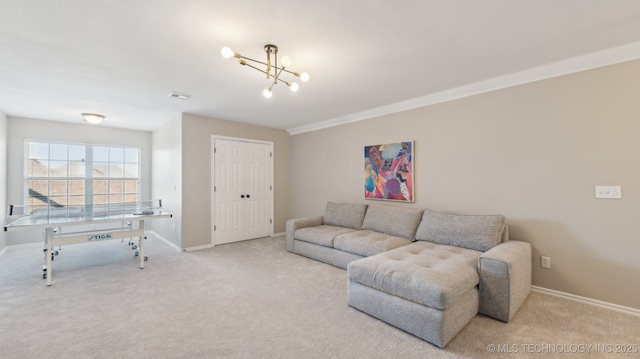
[167,92,191,100]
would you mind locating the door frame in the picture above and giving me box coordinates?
[211,135,274,246]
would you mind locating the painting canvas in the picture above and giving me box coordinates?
[364,141,414,202]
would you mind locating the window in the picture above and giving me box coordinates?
[25,140,140,213]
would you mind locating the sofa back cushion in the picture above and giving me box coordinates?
[361,204,423,240]
[323,202,368,229]
[415,208,505,252]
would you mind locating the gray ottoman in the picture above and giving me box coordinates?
[347,241,483,348]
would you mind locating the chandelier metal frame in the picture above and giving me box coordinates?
[221,44,309,98]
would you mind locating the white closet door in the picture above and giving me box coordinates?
[244,142,272,240]
[213,138,273,245]
[214,139,245,245]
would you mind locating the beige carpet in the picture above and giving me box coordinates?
[1,236,638,359]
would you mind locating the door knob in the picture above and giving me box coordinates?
[241,195,245,198]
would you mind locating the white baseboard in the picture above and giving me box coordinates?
[532,285,640,317]
[147,230,182,252]
[182,243,214,251]
[184,234,284,252]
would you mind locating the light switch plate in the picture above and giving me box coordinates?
[595,186,622,199]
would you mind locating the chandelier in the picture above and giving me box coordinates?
[221,44,309,98]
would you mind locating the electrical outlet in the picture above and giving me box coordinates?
[541,256,551,269]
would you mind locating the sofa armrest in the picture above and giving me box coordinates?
[478,240,531,322]
[285,216,324,252]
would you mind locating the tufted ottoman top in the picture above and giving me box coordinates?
[347,241,482,310]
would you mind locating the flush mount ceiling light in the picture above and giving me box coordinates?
[221,44,309,98]
[81,113,105,125]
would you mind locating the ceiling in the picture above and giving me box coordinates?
[2,1,640,134]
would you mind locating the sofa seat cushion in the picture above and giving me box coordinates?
[334,230,413,257]
[347,241,482,310]
[295,225,357,248]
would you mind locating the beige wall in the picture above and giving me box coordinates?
[6,117,152,245]
[0,111,7,251]
[290,59,640,310]
[179,113,290,249]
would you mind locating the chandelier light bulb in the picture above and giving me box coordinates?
[281,56,292,68]
[263,88,273,98]
[290,82,299,92]
[221,47,234,59]
[300,72,310,82]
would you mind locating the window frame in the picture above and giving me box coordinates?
[23,139,142,213]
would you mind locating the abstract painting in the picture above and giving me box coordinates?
[364,141,414,202]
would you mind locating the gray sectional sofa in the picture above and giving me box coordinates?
[286,202,531,348]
